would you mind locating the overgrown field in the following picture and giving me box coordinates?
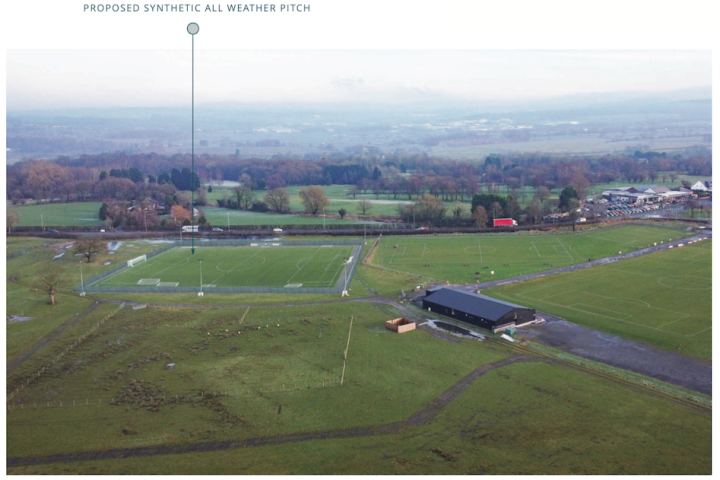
[6,303,510,458]
[486,239,712,358]
[370,224,693,283]
[95,245,357,289]
[8,355,711,474]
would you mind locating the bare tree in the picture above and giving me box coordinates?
[264,188,291,214]
[526,200,541,224]
[357,199,373,215]
[233,186,253,210]
[534,186,551,203]
[74,236,108,263]
[299,186,330,215]
[489,201,504,221]
[7,209,20,233]
[684,197,700,217]
[34,266,69,306]
[472,205,489,228]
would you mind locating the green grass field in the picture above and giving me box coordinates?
[10,202,104,227]
[371,224,692,284]
[5,229,712,474]
[95,245,357,289]
[486,239,712,358]
[198,206,381,227]
[6,303,711,474]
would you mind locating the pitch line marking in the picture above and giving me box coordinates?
[286,247,323,285]
[388,243,398,265]
[556,238,573,260]
[525,296,696,336]
[477,240,483,262]
[421,243,428,259]
[531,241,541,258]
[210,249,263,285]
[324,253,341,272]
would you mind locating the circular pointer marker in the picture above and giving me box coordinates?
[187,23,199,35]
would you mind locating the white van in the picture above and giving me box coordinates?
[182,225,199,233]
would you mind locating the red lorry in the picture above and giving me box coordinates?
[493,218,517,227]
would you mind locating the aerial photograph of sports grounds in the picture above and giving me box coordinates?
[4,4,714,475]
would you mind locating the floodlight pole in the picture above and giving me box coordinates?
[227,211,230,231]
[199,259,204,293]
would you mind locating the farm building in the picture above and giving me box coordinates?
[422,287,535,332]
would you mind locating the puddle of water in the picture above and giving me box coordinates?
[108,241,122,251]
[52,252,65,259]
[8,316,33,322]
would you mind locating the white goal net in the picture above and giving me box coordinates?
[127,254,148,267]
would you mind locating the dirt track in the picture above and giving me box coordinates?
[6,302,102,376]
[7,356,534,468]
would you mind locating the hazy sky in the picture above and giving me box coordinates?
[6,50,711,110]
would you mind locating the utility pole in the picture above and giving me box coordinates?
[79,261,85,296]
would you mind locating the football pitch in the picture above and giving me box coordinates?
[486,239,712,358]
[371,224,693,283]
[95,245,357,289]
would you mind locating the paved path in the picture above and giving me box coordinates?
[521,313,712,396]
[7,356,534,468]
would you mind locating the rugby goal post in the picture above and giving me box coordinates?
[127,254,147,267]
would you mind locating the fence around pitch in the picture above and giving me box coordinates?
[77,240,364,294]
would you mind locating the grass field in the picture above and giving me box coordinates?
[371,224,693,284]
[486,239,712,358]
[10,202,104,227]
[95,245,358,289]
[5,234,712,474]
[198,206,380,227]
[6,303,711,474]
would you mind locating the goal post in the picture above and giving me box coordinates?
[127,254,147,267]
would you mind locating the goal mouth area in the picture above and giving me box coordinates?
[127,254,148,267]
[137,278,161,286]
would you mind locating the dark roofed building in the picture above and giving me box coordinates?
[422,288,535,332]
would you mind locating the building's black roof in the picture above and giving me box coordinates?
[423,288,531,321]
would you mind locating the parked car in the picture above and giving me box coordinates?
[47,229,59,233]
[212,227,223,232]
[273,228,283,232]
[416,226,429,230]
